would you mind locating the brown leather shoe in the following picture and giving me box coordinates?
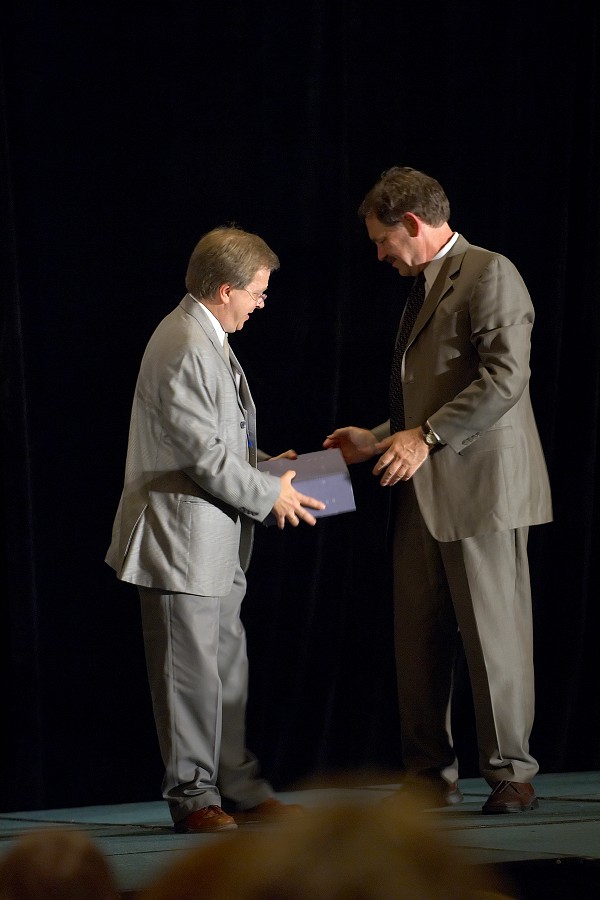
[234,797,304,823]
[173,805,238,833]
[482,781,538,815]
[386,776,463,810]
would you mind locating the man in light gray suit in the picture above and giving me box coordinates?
[106,226,324,834]
[325,167,552,815]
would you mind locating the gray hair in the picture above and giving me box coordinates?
[185,225,279,298]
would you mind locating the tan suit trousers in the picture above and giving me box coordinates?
[392,482,538,786]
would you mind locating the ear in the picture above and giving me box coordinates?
[218,283,232,306]
[401,212,421,237]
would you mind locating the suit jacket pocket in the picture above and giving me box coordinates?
[459,425,515,455]
[179,496,239,594]
[130,492,239,596]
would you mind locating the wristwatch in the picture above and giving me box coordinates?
[421,423,441,448]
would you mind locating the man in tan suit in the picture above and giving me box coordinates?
[106,226,324,833]
[325,167,552,814]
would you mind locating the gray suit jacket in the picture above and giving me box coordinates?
[374,236,552,542]
[106,295,280,595]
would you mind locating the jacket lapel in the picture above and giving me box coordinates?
[406,237,469,349]
[181,294,247,414]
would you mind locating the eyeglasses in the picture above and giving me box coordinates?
[242,288,267,308]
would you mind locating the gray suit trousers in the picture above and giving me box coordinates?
[139,566,272,823]
[392,482,538,786]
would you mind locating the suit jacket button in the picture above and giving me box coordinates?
[240,421,246,429]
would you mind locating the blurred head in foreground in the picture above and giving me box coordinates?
[0,828,119,900]
[143,794,514,899]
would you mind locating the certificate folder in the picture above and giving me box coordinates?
[258,448,356,526]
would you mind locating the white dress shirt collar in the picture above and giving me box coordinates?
[189,294,226,346]
[423,232,459,291]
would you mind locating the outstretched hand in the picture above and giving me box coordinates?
[323,426,378,464]
[270,449,299,461]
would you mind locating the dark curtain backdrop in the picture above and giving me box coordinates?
[1,1,599,813]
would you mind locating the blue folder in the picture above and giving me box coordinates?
[257,448,356,525]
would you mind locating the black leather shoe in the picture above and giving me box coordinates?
[482,781,538,814]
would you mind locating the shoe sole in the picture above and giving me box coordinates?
[482,798,539,815]
[173,822,238,833]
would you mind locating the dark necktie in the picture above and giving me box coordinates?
[389,272,426,433]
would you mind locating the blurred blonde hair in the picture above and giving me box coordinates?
[143,794,514,899]
[0,828,118,900]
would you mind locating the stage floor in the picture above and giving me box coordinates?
[2,771,600,898]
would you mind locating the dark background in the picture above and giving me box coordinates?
[1,1,599,813]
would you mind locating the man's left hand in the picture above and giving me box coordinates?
[373,427,430,486]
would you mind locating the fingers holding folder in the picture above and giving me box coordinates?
[259,448,356,528]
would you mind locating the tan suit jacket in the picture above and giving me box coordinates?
[106,295,280,595]
[374,235,552,541]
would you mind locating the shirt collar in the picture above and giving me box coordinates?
[189,294,226,346]
[423,232,459,291]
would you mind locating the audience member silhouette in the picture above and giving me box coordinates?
[0,828,119,900]
[142,793,515,899]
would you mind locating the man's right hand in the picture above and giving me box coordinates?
[271,470,326,530]
[323,426,378,464]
